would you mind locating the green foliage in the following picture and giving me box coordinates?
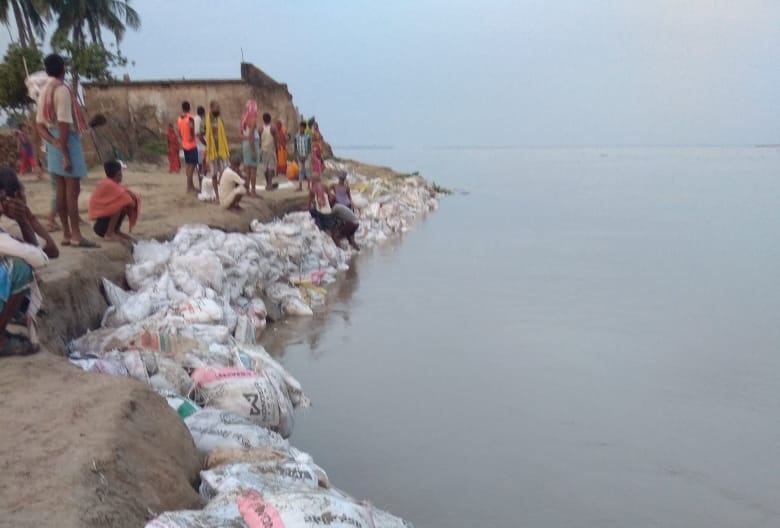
[0,0,50,49]
[50,0,140,46]
[137,136,166,158]
[51,35,128,85]
[0,44,43,110]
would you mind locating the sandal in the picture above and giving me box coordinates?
[72,239,99,249]
[0,331,38,357]
[61,239,71,246]
[46,221,61,232]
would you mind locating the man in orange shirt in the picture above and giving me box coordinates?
[176,101,197,193]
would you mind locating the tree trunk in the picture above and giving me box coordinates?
[10,0,28,47]
[22,3,36,49]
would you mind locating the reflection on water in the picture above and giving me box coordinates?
[262,258,360,359]
[262,227,409,360]
[261,148,780,528]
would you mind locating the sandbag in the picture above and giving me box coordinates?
[205,447,287,469]
[234,344,310,409]
[191,367,295,438]
[148,354,193,396]
[150,487,413,528]
[126,260,164,290]
[101,291,155,328]
[199,461,324,499]
[233,313,264,344]
[145,511,226,528]
[281,296,314,316]
[69,356,129,377]
[133,239,172,267]
[233,489,389,528]
[101,277,131,307]
[183,409,297,458]
[179,324,231,344]
[130,331,205,362]
[233,298,267,344]
[170,254,224,290]
[174,298,223,324]
[68,323,145,355]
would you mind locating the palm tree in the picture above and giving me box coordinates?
[51,0,140,46]
[0,0,49,48]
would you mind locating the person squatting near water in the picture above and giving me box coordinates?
[0,168,59,356]
[88,160,141,245]
[307,172,360,251]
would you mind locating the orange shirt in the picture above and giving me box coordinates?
[177,112,196,150]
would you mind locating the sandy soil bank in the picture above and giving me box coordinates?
[0,161,394,527]
[0,353,202,528]
[23,166,311,352]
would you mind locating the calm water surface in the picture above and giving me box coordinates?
[262,147,780,528]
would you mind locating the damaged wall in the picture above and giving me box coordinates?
[82,63,300,154]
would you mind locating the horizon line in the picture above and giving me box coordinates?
[334,144,777,150]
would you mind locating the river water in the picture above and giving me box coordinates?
[262,147,780,528]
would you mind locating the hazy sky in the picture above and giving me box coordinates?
[3,0,778,146]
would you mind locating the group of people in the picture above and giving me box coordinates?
[31,53,140,248]
[0,52,142,355]
[0,54,358,357]
[167,98,329,207]
[168,99,282,198]
[0,157,139,356]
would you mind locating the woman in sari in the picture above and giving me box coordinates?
[240,100,260,196]
[311,121,324,177]
[166,124,181,173]
[275,120,287,176]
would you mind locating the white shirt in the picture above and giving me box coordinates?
[193,115,206,149]
[218,168,245,202]
[35,79,73,128]
[0,231,48,268]
[260,124,275,151]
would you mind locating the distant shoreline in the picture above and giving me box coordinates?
[336,144,777,151]
[333,145,394,150]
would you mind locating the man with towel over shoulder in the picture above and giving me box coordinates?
[35,53,97,248]
[205,100,230,194]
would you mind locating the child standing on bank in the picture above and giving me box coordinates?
[294,121,312,192]
[17,124,42,179]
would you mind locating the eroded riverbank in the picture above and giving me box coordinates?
[0,159,437,528]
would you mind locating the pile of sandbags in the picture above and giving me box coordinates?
[148,488,413,528]
[67,168,437,527]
